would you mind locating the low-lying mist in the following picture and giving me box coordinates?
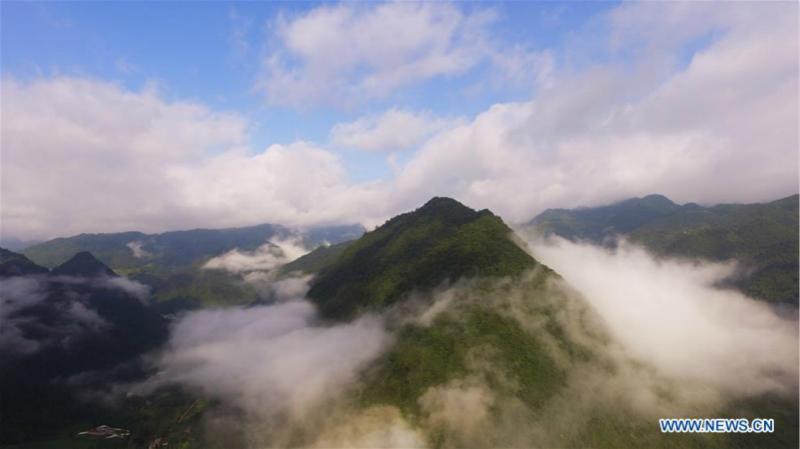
[134,276,391,446]
[526,236,799,397]
[0,274,151,355]
[130,234,798,447]
[202,236,310,274]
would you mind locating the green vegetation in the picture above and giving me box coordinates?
[21,223,363,310]
[22,224,363,269]
[530,194,684,241]
[308,197,537,319]
[530,194,799,304]
[280,240,354,275]
[5,197,796,448]
[360,304,565,417]
[0,247,49,276]
[131,265,258,311]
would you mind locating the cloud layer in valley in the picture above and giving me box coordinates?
[136,296,391,446]
[0,274,151,355]
[138,234,799,446]
[526,236,799,397]
[203,236,310,274]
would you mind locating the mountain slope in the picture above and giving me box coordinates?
[51,251,118,277]
[307,197,538,320]
[530,194,688,241]
[22,223,364,311]
[298,197,795,449]
[529,194,799,304]
[0,248,49,276]
[22,223,365,270]
[0,250,168,444]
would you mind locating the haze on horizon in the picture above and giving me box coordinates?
[1,1,797,242]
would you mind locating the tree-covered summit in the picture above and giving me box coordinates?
[307,197,539,320]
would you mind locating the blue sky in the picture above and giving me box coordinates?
[1,1,797,239]
[2,1,614,183]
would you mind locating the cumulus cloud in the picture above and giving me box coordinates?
[0,77,383,240]
[376,2,796,222]
[0,77,248,239]
[2,2,797,241]
[331,108,461,153]
[203,236,310,274]
[526,236,799,396]
[257,2,547,106]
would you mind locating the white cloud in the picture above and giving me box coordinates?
[137,299,390,426]
[203,236,310,274]
[2,2,797,240]
[331,108,461,153]
[126,241,151,259]
[0,274,149,354]
[382,1,798,221]
[0,77,387,239]
[0,77,248,239]
[101,276,151,301]
[256,2,548,107]
[0,277,48,354]
[228,7,253,61]
[527,237,799,396]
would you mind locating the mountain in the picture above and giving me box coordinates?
[4,199,795,448]
[21,223,365,311]
[291,197,795,448]
[0,247,49,276]
[529,194,799,304]
[0,237,41,252]
[22,223,365,270]
[530,194,687,241]
[281,240,355,275]
[51,251,118,277]
[0,249,168,444]
[307,197,538,320]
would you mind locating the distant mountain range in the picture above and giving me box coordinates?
[528,194,799,305]
[1,196,796,448]
[19,223,365,311]
[22,223,365,269]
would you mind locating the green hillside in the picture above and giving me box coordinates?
[22,224,364,269]
[297,197,795,448]
[280,240,354,275]
[529,194,799,304]
[0,248,49,276]
[21,223,364,310]
[307,197,537,320]
[531,194,685,241]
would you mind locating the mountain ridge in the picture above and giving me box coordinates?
[307,197,540,320]
[528,193,799,304]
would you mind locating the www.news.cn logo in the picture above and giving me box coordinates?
[660,418,774,434]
